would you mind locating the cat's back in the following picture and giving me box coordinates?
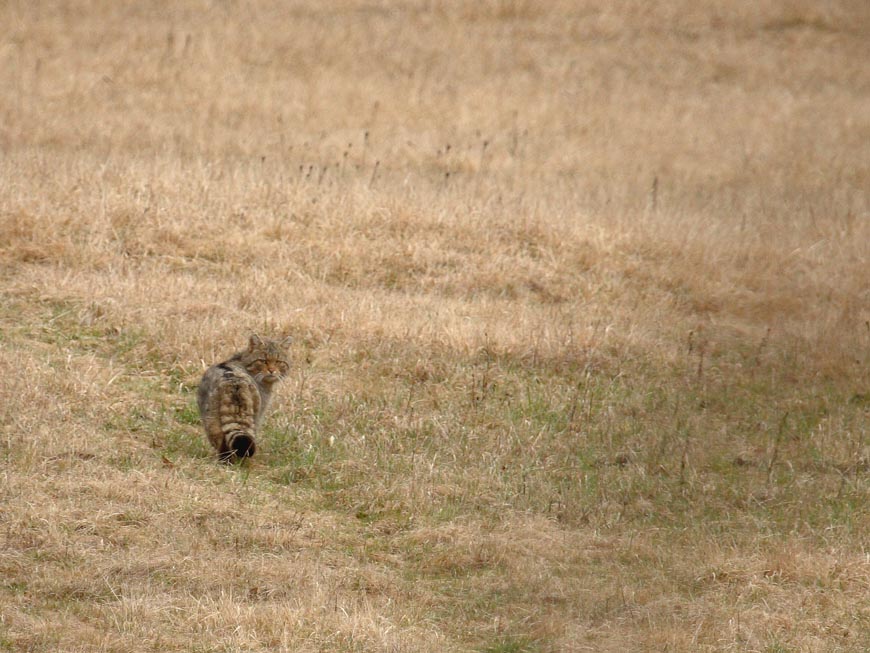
[197,358,253,413]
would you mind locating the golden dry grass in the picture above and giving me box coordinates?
[1,1,869,651]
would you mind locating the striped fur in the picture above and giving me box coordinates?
[197,335,292,462]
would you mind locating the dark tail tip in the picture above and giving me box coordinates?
[228,433,256,460]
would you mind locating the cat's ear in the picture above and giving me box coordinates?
[248,334,264,351]
[280,336,294,348]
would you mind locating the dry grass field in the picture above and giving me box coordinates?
[2,1,870,651]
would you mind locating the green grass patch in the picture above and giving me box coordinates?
[480,637,539,653]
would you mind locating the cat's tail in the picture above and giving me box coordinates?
[224,430,256,461]
[218,378,258,462]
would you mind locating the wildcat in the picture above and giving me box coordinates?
[197,335,292,462]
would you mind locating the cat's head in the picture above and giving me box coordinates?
[239,334,292,385]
